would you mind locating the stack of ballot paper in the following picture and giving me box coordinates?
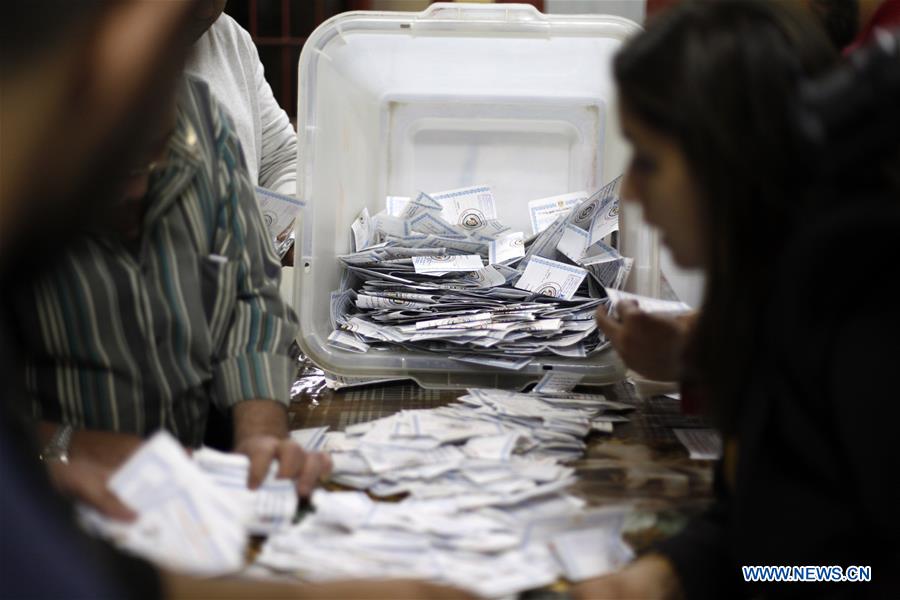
[290,425,329,452]
[78,432,252,575]
[327,178,635,365]
[257,387,636,596]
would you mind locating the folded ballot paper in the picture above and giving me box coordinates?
[78,432,303,575]
[327,178,635,365]
[254,186,305,258]
[257,387,636,597]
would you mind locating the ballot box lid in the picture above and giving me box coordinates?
[293,2,660,389]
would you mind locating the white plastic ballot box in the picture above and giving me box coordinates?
[294,2,660,389]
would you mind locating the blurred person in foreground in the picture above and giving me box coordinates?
[0,2,469,598]
[580,1,899,598]
[12,71,333,498]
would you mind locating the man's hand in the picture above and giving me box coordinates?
[45,458,137,521]
[38,422,142,470]
[571,554,683,600]
[232,399,331,496]
[595,301,695,381]
[234,434,332,496]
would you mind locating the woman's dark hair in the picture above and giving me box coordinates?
[614,0,838,431]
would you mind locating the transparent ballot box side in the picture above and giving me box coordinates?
[294,3,660,389]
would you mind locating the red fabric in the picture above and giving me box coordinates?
[844,0,900,53]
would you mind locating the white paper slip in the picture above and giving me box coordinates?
[515,256,588,300]
[587,195,620,244]
[460,265,507,288]
[581,239,621,265]
[356,294,433,310]
[254,186,305,241]
[528,191,589,235]
[350,207,373,252]
[550,526,634,582]
[414,312,491,330]
[408,212,466,238]
[489,231,525,265]
[469,219,511,241]
[290,426,330,452]
[533,370,584,394]
[556,223,591,263]
[591,414,630,423]
[606,289,692,315]
[450,354,533,370]
[385,195,411,217]
[673,428,723,460]
[327,329,370,353]
[323,372,407,390]
[590,421,614,434]
[412,254,483,274]
[429,185,497,230]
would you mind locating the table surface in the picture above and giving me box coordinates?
[287,359,715,555]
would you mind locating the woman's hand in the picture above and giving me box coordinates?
[571,554,683,600]
[596,301,695,381]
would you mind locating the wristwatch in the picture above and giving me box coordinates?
[40,424,74,464]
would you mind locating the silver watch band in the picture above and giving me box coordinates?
[40,424,74,463]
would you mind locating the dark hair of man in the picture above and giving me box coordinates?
[613,0,838,432]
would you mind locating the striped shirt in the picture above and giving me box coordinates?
[13,78,299,447]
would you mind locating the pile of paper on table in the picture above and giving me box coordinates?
[258,387,636,597]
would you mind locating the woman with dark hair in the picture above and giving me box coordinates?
[579,1,900,598]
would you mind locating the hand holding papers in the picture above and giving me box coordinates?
[595,291,693,381]
[255,186,304,258]
[77,432,311,574]
[606,289,692,317]
[194,446,300,535]
[78,432,250,575]
[255,186,304,239]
